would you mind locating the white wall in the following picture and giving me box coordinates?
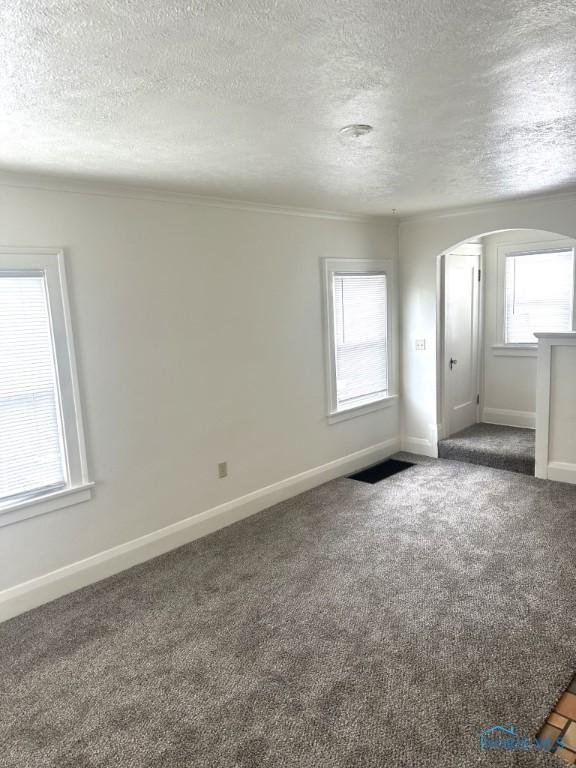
[549,345,576,466]
[535,334,576,484]
[481,229,571,428]
[0,181,399,598]
[398,194,576,454]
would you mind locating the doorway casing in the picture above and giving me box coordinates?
[438,242,483,440]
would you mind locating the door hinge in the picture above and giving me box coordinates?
[478,269,481,282]
[476,394,480,405]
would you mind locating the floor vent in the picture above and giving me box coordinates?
[349,459,415,484]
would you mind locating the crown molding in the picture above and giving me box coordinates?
[0,170,379,223]
[398,187,576,225]
[6,168,575,225]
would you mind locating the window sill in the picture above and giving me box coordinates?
[491,344,538,358]
[328,394,398,424]
[0,482,94,528]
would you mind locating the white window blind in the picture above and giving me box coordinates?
[332,272,388,410]
[505,249,574,344]
[0,273,67,505]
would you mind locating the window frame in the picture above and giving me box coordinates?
[322,258,397,424]
[0,247,92,527]
[494,238,576,357]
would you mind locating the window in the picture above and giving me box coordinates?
[0,249,91,526]
[504,248,575,344]
[323,259,394,421]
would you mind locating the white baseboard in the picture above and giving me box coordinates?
[0,436,400,623]
[401,436,438,458]
[482,407,536,429]
[546,461,576,485]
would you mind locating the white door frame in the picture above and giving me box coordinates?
[439,243,484,439]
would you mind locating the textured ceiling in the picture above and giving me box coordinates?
[1,0,576,214]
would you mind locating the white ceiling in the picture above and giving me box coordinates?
[2,0,576,215]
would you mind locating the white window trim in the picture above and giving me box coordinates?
[322,257,396,424]
[490,344,539,358]
[494,237,576,357]
[0,247,92,527]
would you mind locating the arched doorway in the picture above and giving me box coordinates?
[435,227,576,475]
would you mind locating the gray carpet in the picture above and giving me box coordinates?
[438,423,536,475]
[2,454,576,768]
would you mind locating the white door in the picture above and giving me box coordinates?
[444,253,480,436]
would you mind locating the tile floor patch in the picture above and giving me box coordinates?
[538,675,576,765]
[563,724,576,751]
[556,693,576,721]
[549,713,570,730]
[540,724,562,749]
[556,749,576,765]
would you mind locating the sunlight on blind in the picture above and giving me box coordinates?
[333,273,388,409]
[505,250,574,344]
[0,274,67,504]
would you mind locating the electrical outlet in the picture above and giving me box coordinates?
[218,462,228,479]
[415,338,426,351]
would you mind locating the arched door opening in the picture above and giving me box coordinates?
[435,228,576,476]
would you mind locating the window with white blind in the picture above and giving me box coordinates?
[504,248,575,344]
[323,259,394,421]
[0,249,91,527]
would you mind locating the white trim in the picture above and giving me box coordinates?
[401,435,438,458]
[437,253,446,438]
[0,484,93,528]
[495,238,576,346]
[398,188,576,224]
[328,394,398,424]
[490,344,537,357]
[0,170,372,223]
[447,242,483,257]
[534,332,576,480]
[0,436,400,623]
[439,250,482,438]
[535,335,553,478]
[534,332,576,339]
[478,246,486,419]
[0,248,92,524]
[435,422,446,441]
[322,258,397,422]
[547,461,576,485]
[428,423,441,448]
[2,169,576,225]
[481,407,536,429]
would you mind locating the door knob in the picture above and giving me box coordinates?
[449,357,458,370]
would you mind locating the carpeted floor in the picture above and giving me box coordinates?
[438,423,536,475]
[2,454,576,767]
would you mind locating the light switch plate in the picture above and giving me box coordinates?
[415,338,426,351]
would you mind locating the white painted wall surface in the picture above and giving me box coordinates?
[481,229,570,427]
[549,345,576,466]
[0,182,399,595]
[398,194,576,453]
[535,333,576,484]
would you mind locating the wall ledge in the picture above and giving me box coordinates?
[490,344,537,357]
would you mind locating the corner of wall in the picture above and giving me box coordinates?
[401,423,439,458]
